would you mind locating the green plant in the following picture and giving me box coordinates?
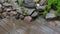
[55,0,60,16]
[34,0,39,4]
[17,0,24,7]
[43,0,60,16]
[21,7,28,15]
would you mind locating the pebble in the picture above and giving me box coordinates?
[24,16,32,23]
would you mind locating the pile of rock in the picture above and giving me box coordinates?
[0,0,60,23]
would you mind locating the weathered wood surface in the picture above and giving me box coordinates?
[0,17,60,34]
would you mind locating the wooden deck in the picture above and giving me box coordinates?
[0,17,60,34]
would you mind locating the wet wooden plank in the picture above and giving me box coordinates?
[0,26,9,34]
[0,17,60,34]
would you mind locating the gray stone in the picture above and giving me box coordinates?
[26,9,35,15]
[10,0,17,2]
[12,3,19,9]
[9,0,19,9]
[16,8,22,14]
[0,0,3,4]
[22,0,36,8]
[6,8,12,11]
[36,5,46,10]
[3,2,12,6]
[46,9,56,19]
[19,15,24,19]
[21,7,35,15]
[39,0,47,6]
[2,12,7,18]
[31,12,38,17]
